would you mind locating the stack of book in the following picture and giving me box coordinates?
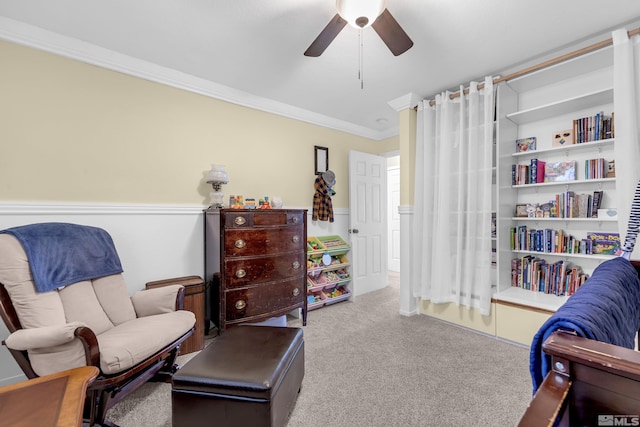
[511,256,588,296]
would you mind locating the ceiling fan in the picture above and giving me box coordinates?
[304,0,413,57]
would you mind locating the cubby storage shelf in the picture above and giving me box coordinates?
[307,262,350,275]
[307,235,352,311]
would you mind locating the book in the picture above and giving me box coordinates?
[587,232,621,256]
[552,129,574,147]
[544,161,576,182]
[516,137,536,152]
[529,159,547,183]
[591,190,603,218]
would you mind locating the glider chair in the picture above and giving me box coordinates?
[0,223,196,426]
[520,259,640,426]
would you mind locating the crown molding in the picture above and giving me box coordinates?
[388,93,422,112]
[0,17,395,141]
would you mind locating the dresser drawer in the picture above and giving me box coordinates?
[224,227,305,257]
[224,278,305,321]
[223,253,306,288]
[223,211,304,228]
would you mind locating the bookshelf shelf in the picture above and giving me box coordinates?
[511,138,614,158]
[512,177,615,189]
[511,249,616,261]
[511,217,616,222]
[494,286,568,312]
[506,88,613,125]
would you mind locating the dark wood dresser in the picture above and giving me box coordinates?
[204,208,308,332]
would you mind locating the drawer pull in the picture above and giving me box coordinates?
[234,216,247,226]
[292,261,300,269]
[235,239,246,249]
[290,216,299,224]
[292,235,300,243]
[235,269,246,279]
[292,288,300,297]
[235,300,246,310]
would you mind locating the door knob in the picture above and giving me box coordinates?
[348,228,359,234]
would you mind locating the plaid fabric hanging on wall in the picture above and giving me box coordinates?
[312,175,334,222]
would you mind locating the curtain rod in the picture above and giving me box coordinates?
[424,27,640,107]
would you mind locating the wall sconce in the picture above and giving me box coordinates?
[206,164,229,208]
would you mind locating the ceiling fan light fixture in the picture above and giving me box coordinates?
[337,0,386,29]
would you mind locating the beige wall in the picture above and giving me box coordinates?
[0,40,399,208]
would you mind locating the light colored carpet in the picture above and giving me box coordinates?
[107,273,532,426]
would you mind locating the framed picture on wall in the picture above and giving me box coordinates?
[314,146,328,175]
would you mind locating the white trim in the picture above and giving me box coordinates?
[0,201,206,216]
[388,93,422,112]
[0,17,395,141]
[399,205,418,316]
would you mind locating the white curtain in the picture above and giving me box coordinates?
[412,77,495,316]
[613,29,640,257]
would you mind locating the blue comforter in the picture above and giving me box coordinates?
[529,256,640,392]
[0,222,123,292]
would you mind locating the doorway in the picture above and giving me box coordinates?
[386,154,400,273]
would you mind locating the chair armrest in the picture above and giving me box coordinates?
[518,372,570,427]
[131,285,185,317]
[4,322,86,351]
[74,326,100,367]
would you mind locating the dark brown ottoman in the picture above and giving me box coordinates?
[172,326,304,427]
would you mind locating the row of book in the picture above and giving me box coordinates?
[511,256,588,296]
[515,190,603,219]
[510,226,621,255]
[553,190,603,218]
[513,158,613,185]
[573,111,614,144]
[512,160,577,185]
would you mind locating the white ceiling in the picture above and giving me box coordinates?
[2,0,640,140]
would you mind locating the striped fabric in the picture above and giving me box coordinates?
[622,180,640,259]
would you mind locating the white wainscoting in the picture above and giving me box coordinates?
[0,202,349,385]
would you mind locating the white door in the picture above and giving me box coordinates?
[387,165,400,272]
[349,150,388,295]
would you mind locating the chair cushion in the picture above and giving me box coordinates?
[131,285,182,317]
[98,310,195,375]
[29,339,87,377]
[59,281,114,335]
[5,321,85,351]
[92,274,137,325]
[0,234,66,328]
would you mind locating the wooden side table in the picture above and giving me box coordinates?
[0,366,98,427]
[146,275,205,354]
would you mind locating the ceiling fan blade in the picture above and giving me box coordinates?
[304,14,347,57]
[371,9,414,56]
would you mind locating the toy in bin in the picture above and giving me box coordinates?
[324,287,345,299]
[307,239,323,251]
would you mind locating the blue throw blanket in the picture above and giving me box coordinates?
[0,222,123,293]
[529,256,640,393]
